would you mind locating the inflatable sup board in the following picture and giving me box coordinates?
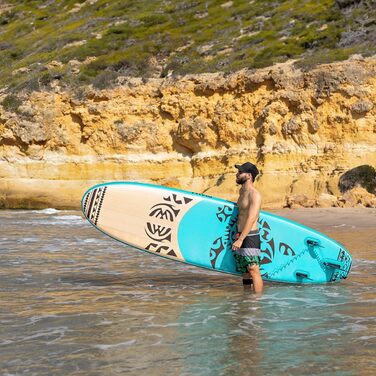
[82,182,352,284]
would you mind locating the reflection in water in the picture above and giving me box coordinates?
[171,284,372,376]
[0,210,375,375]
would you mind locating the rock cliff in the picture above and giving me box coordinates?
[0,56,375,209]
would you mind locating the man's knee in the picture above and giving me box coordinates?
[247,264,260,275]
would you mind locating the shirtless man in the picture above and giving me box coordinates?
[232,162,263,293]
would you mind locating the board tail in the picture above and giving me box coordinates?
[82,186,107,225]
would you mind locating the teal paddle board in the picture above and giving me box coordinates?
[81,182,352,284]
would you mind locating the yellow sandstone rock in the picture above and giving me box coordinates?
[0,57,375,209]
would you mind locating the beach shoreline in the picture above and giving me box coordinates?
[2,206,374,226]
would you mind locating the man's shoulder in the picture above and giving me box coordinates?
[249,188,262,206]
[248,187,261,198]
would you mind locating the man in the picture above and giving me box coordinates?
[232,162,263,293]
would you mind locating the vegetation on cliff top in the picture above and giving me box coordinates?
[0,0,375,93]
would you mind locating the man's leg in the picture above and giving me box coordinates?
[247,264,263,294]
[242,273,253,286]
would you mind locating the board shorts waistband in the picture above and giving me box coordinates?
[236,229,259,238]
[234,229,261,257]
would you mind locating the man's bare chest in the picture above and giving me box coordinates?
[237,192,252,211]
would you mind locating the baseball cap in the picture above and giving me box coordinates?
[235,162,259,181]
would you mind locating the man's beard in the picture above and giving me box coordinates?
[236,176,248,185]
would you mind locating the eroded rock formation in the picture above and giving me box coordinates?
[0,56,375,208]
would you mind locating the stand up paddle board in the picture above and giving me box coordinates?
[82,182,352,284]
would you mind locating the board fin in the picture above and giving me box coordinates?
[322,258,344,270]
[295,270,311,279]
[305,238,323,248]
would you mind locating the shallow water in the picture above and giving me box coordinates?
[1,209,375,375]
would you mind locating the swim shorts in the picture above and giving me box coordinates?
[234,254,261,273]
[233,230,261,273]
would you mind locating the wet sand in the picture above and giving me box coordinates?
[270,207,376,229]
[269,208,376,261]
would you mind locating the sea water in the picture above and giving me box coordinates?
[0,209,375,376]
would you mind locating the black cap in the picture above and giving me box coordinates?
[235,162,259,181]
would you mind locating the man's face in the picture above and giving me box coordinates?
[236,171,250,185]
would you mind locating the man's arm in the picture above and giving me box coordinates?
[238,192,261,242]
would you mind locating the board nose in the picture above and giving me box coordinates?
[81,185,108,225]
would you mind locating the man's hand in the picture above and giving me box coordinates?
[232,238,243,251]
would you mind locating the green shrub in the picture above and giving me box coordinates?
[1,94,22,113]
[0,0,374,92]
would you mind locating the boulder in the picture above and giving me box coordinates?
[339,187,376,208]
[286,195,316,208]
[316,193,338,208]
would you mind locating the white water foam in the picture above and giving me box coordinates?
[93,339,136,350]
[38,208,60,215]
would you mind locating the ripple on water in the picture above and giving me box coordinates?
[93,339,137,350]
[0,210,375,376]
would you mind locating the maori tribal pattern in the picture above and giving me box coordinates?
[83,186,107,225]
[209,205,238,269]
[209,237,225,268]
[208,210,298,272]
[258,218,296,278]
[279,242,296,256]
[216,205,233,223]
[145,193,193,258]
[258,218,275,270]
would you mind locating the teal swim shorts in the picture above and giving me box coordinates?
[234,253,261,274]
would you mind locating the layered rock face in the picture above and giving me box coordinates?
[0,56,375,209]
